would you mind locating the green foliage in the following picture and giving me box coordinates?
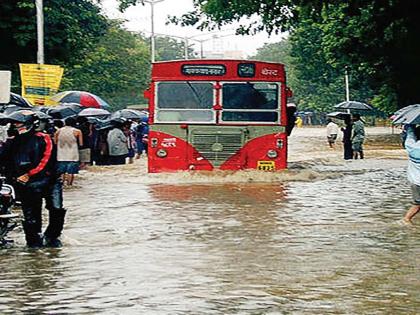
[0,0,108,91]
[154,36,196,61]
[63,23,151,110]
[0,1,154,110]
[0,0,108,67]
[288,14,374,113]
[156,0,420,110]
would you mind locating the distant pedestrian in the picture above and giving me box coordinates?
[351,114,365,159]
[295,116,303,128]
[286,103,297,136]
[134,121,149,159]
[77,118,93,169]
[341,116,353,160]
[403,125,420,223]
[326,119,339,148]
[123,121,135,164]
[107,120,128,165]
[55,117,83,186]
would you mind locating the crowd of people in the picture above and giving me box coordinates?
[54,115,149,184]
[0,109,149,248]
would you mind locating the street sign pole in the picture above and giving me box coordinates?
[35,0,45,64]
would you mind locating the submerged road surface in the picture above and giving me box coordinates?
[1,127,419,314]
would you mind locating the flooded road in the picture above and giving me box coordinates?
[1,127,419,314]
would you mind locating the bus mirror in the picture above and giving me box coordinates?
[143,89,151,99]
[286,87,293,98]
[0,71,11,104]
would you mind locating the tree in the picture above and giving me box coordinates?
[0,0,108,69]
[154,36,196,61]
[144,0,420,111]
[63,23,151,110]
[251,40,297,92]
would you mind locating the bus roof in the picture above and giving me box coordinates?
[151,59,286,82]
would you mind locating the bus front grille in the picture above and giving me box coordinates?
[191,132,244,166]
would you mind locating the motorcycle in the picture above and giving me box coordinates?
[0,176,18,246]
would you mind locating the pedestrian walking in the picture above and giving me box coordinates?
[351,114,365,159]
[326,119,339,148]
[55,117,83,186]
[107,119,128,165]
[341,116,353,160]
[0,110,66,248]
[124,121,135,164]
[77,118,93,169]
[134,121,149,159]
[403,125,420,223]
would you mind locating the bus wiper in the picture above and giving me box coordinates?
[186,81,203,108]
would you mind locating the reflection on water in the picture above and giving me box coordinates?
[1,159,419,313]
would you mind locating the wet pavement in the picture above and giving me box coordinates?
[1,127,419,314]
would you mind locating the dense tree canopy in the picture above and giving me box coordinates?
[0,0,108,72]
[153,0,419,111]
[154,36,196,61]
[63,23,151,110]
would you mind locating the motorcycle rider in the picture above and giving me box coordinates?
[0,110,66,248]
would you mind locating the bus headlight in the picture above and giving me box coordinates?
[267,149,278,159]
[151,138,158,148]
[156,149,167,158]
[276,139,284,149]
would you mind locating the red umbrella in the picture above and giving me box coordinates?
[50,91,110,109]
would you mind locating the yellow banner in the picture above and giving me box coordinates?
[19,63,64,106]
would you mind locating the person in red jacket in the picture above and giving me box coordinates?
[0,110,65,248]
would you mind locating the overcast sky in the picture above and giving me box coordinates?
[101,0,286,57]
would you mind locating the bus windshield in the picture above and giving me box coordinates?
[222,82,278,109]
[221,82,280,123]
[155,82,215,123]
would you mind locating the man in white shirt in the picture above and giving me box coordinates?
[326,119,339,148]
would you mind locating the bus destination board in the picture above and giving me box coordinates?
[181,64,226,76]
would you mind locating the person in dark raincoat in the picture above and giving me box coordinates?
[0,110,66,248]
[341,116,353,160]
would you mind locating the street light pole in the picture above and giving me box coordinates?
[184,37,189,59]
[344,66,350,102]
[143,0,165,63]
[35,0,44,64]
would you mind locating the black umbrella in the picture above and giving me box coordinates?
[94,118,114,130]
[334,101,373,111]
[0,92,33,108]
[0,113,8,125]
[326,111,351,120]
[49,103,83,119]
[1,105,33,115]
[392,104,420,125]
[111,109,148,120]
[33,110,52,120]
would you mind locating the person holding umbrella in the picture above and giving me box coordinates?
[351,113,365,159]
[107,118,129,165]
[403,125,420,223]
[341,116,353,160]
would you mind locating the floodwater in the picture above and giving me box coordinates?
[1,127,419,314]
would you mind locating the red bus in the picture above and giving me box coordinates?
[144,60,291,173]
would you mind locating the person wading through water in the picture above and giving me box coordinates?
[403,125,420,223]
[55,117,83,186]
[351,114,365,159]
[0,110,66,248]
